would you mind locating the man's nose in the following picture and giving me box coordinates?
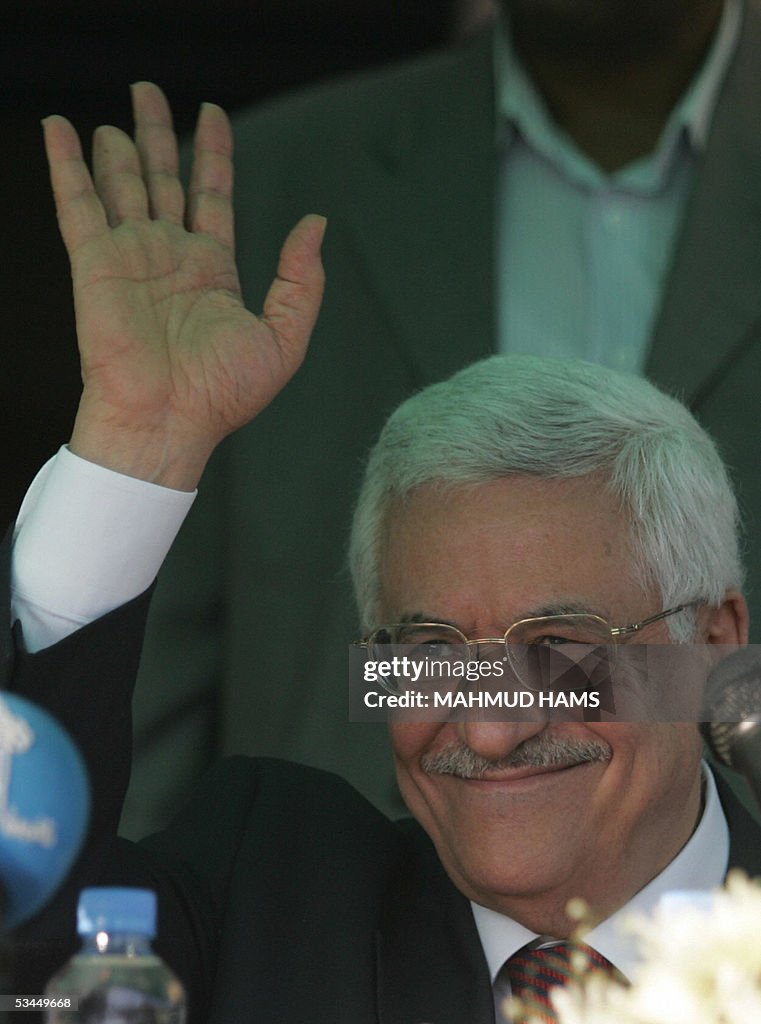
[457,717,546,762]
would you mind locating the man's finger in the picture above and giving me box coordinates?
[42,116,108,254]
[261,214,327,366]
[132,81,184,225]
[187,103,235,251]
[93,125,150,227]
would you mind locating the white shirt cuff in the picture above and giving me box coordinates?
[11,446,195,652]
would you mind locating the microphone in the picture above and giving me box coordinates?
[0,693,89,928]
[700,648,761,812]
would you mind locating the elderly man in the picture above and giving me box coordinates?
[5,86,758,1022]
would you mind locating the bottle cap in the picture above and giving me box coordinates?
[77,887,157,937]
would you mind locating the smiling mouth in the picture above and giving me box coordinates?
[421,736,612,781]
[459,761,597,784]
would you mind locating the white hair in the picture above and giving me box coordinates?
[348,355,743,640]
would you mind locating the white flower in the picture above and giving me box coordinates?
[551,872,761,1024]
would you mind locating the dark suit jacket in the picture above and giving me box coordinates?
[122,5,761,838]
[3,540,761,1024]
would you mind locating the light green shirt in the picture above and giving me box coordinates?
[495,0,741,371]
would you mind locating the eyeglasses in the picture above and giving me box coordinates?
[356,604,695,693]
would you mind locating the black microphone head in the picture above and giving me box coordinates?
[700,648,761,769]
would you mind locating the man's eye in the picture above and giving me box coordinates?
[530,634,582,646]
[411,640,458,656]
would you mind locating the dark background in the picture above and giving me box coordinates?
[1,0,494,529]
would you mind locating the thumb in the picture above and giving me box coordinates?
[261,214,327,369]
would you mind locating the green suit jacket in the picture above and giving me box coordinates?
[128,10,761,835]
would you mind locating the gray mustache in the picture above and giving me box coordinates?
[421,734,612,779]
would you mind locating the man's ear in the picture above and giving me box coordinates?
[701,590,749,645]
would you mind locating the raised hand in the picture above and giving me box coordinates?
[43,82,325,489]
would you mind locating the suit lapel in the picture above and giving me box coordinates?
[376,823,494,1024]
[337,31,497,388]
[648,0,761,406]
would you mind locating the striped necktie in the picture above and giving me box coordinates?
[495,941,619,1023]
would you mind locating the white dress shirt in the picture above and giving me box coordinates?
[11,447,193,652]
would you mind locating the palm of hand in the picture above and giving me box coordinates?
[44,83,325,487]
[72,218,283,441]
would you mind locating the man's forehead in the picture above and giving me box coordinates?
[380,476,639,628]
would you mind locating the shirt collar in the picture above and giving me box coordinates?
[493,0,741,178]
[472,762,729,983]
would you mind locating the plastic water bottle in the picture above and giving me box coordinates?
[44,887,186,1023]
